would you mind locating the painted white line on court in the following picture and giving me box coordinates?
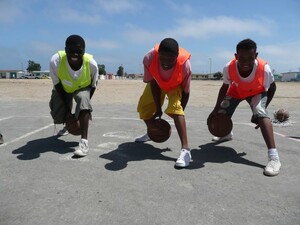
[93,116,140,121]
[235,122,300,143]
[0,116,14,121]
[59,153,90,162]
[103,131,132,139]
[0,123,54,148]
[98,142,118,149]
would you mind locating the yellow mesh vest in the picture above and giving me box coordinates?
[57,51,92,93]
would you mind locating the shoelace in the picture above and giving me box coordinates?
[178,150,188,160]
[80,140,88,149]
[267,159,280,168]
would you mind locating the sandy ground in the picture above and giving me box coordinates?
[0,79,299,110]
[1,79,300,225]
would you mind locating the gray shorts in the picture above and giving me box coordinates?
[218,92,269,124]
[49,87,93,124]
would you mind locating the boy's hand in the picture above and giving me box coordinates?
[151,108,163,120]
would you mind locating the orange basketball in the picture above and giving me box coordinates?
[147,119,171,143]
[65,114,81,136]
[207,113,233,137]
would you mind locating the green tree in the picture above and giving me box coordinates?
[98,64,106,75]
[116,65,124,76]
[213,72,223,80]
[27,60,41,72]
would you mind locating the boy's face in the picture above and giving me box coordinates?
[235,48,258,74]
[65,43,85,67]
[158,51,178,70]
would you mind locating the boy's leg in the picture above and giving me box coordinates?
[212,95,240,141]
[73,87,92,157]
[165,87,191,167]
[136,83,165,142]
[173,115,188,149]
[248,93,281,176]
[248,93,276,149]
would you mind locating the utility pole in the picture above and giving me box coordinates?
[209,58,212,74]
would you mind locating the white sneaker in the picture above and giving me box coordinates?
[57,127,69,136]
[264,158,281,176]
[212,132,233,142]
[0,133,3,145]
[175,149,191,168]
[135,133,151,143]
[74,139,89,157]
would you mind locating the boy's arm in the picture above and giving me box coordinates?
[213,83,229,112]
[150,79,163,119]
[54,83,71,114]
[266,82,276,108]
[181,91,189,110]
[207,83,229,124]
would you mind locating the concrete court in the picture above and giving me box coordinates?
[0,99,299,225]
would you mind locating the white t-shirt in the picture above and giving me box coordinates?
[49,52,99,88]
[143,48,192,93]
[223,59,274,91]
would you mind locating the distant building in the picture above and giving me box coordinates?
[0,70,21,79]
[280,71,300,82]
[127,74,143,79]
[0,70,50,79]
[192,73,215,80]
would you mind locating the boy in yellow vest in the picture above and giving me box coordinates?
[207,38,281,176]
[49,35,98,157]
[135,38,192,168]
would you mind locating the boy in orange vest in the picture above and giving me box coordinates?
[135,38,192,168]
[207,38,281,176]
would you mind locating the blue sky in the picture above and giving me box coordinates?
[1,0,299,74]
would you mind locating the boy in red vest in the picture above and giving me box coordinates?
[207,38,281,176]
[135,38,192,168]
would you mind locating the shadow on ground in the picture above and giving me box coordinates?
[188,142,265,170]
[12,136,78,160]
[99,142,175,171]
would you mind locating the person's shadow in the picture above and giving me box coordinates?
[12,136,78,160]
[188,142,265,169]
[99,142,175,171]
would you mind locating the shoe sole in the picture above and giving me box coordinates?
[263,171,280,176]
[73,151,88,157]
[57,133,69,136]
[134,139,150,143]
[175,162,190,168]
[212,138,232,142]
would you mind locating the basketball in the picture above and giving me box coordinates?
[147,119,171,143]
[274,108,289,122]
[207,113,233,137]
[65,114,81,136]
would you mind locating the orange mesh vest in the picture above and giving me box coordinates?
[227,58,267,99]
[149,44,191,92]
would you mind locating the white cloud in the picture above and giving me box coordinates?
[124,16,275,43]
[173,16,274,38]
[0,0,26,23]
[52,8,102,25]
[86,39,120,49]
[163,0,193,14]
[94,0,143,13]
[260,41,300,72]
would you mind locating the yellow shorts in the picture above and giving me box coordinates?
[137,83,184,120]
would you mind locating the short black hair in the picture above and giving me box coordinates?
[236,38,257,53]
[158,38,179,55]
[65,34,85,49]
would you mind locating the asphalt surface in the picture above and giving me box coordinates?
[0,99,299,225]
